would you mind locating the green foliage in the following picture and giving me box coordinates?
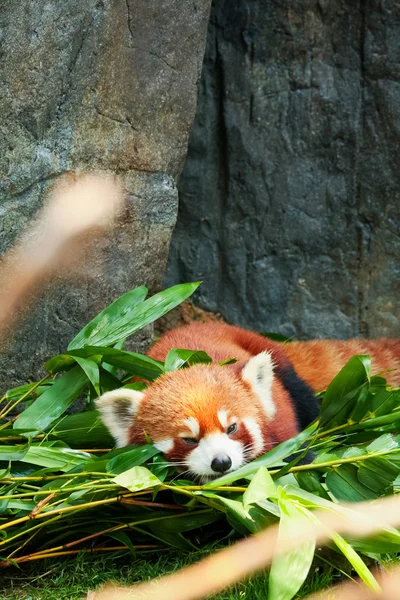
[0,282,399,600]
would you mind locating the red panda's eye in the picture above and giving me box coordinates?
[182,437,198,445]
[227,423,237,435]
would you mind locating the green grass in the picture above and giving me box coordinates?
[0,551,336,600]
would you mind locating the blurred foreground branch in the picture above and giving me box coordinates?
[0,173,123,339]
[88,495,400,600]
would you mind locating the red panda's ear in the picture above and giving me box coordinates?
[241,352,276,419]
[95,388,145,447]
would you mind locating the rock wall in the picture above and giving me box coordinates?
[0,0,211,387]
[166,0,400,340]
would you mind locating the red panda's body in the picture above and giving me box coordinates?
[148,323,400,389]
[96,322,400,480]
[282,338,400,390]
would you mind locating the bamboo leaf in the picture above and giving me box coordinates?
[21,446,91,470]
[44,354,76,374]
[95,348,164,381]
[319,356,371,428]
[68,283,200,349]
[102,339,126,376]
[5,500,36,511]
[14,366,88,432]
[73,356,100,395]
[345,411,400,432]
[348,529,400,554]
[98,367,124,393]
[107,531,136,555]
[366,433,399,454]
[68,286,148,350]
[357,458,399,493]
[146,528,195,550]
[5,381,54,401]
[0,444,29,461]
[325,464,378,502]
[294,472,331,500]
[50,411,113,447]
[200,494,257,534]
[47,347,165,382]
[107,446,160,475]
[347,384,372,422]
[243,467,278,508]
[370,389,400,417]
[218,357,237,366]
[268,489,315,600]
[164,349,212,372]
[114,466,161,491]
[330,531,380,592]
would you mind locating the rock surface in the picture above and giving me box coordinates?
[0,0,211,388]
[166,0,400,340]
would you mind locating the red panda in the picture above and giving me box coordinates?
[96,323,400,480]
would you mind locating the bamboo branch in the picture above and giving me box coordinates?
[0,545,158,567]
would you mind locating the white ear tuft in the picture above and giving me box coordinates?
[95,388,145,447]
[242,352,276,419]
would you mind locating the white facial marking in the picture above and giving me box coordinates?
[95,389,145,447]
[217,409,229,429]
[242,351,276,419]
[183,417,200,438]
[154,438,174,453]
[186,432,244,478]
[243,417,264,456]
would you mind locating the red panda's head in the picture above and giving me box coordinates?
[96,352,296,480]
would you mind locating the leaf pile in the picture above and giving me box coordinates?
[0,282,399,600]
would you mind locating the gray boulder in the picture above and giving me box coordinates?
[0,0,211,388]
[166,0,400,340]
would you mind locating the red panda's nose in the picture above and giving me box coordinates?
[211,454,232,473]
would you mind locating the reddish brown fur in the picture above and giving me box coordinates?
[128,364,294,451]
[283,338,400,390]
[149,323,400,390]
[136,323,302,451]
[123,324,399,468]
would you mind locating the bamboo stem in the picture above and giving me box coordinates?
[0,496,122,532]
[0,545,157,567]
[1,471,113,482]
[0,482,118,501]
[0,514,65,547]
[284,447,400,473]
[0,374,52,420]
[6,528,42,560]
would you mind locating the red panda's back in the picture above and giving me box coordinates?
[148,323,253,364]
[148,323,400,391]
[147,322,292,368]
[283,338,400,390]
